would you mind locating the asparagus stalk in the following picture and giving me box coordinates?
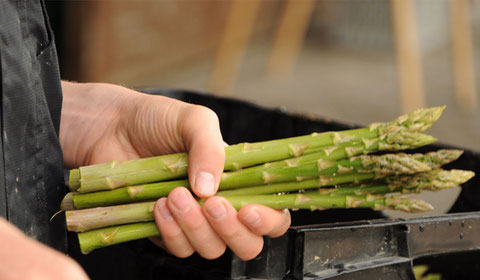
[66,202,155,232]
[219,149,459,189]
[78,222,159,255]
[223,106,444,170]
[74,133,430,194]
[62,149,461,210]
[64,179,189,210]
[74,193,434,254]
[317,169,475,196]
[385,169,474,192]
[217,173,376,196]
[71,107,445,193]
[61,173,375,210]
[67,191,434,233]
[67,168,473,233]
[225,193,434,212]
[77,194,436,254]
[78,153,189,193]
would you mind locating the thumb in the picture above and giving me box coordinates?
[180,105,225,198]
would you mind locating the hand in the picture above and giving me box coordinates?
[60,82,291,260]
[0,218,89,280]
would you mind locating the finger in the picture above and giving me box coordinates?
[238,205,291,238]
[203,197,264,261]
[180,105,225,198]
[167,187,226,259]
[153,198,194,258]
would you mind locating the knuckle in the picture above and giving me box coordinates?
[162,227,185,242]
[186,105,219,123]
[184,216,205,232]
[219,227,242,240]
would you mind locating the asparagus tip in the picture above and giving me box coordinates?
[379,132,437,151]
[387,196,434,213]
[390,169,474,193]
[418,149,464,168]
[376,106,446,137]
[356,152,432,175]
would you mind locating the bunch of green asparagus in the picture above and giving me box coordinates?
[60,106,475,254]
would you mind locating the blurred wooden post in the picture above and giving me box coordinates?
[208,0,261,95]
[391,0,426,113]
[450,0,477,110]
[267,0,316,80]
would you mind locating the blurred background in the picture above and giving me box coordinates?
[46,0,479,151]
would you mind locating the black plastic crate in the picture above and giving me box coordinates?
[70,89,480,280]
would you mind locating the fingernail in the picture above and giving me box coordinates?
[242,208,260,227]
[157,199,173,221]
[207,200,227,220]
[172,189,192,213]
[195,171,215,196]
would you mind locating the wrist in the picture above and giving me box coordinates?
[60,82,136,167]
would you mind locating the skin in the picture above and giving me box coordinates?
[2,82,291,279]
[59,82,291,261]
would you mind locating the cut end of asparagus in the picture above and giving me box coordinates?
[61,192,76,211]
[385,196,434,213]
[68,169,80,192]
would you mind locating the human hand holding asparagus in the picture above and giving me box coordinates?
[61,104,475,256]
[60,82,290,260]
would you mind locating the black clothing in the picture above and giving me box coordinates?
[0,0,66,251]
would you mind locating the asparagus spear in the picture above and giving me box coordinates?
[219,168,473,197]
[61,173,375,210]
[67,191,434,233]
[67,168,473,233]
[217,173,375,196]
[219,149,459,189]
[62,149,461,210]
[78,222,159,255]
[317,169,475,196]
[66,202,155,232]
[76,194,434,253]
[74,133,431,194]
[223,106,444,170]
[71,107,445,193]
[64,179,189,210]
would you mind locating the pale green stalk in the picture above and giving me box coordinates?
[70,107,445,193]
[67,192,434,232]
[62,149,461,209]
[76,193,434,254]
[219,149,459,189]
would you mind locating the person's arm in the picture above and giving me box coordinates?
[60,81,291,260]
[0,218,88,279]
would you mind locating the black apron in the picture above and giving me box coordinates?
[0,0,66,252]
